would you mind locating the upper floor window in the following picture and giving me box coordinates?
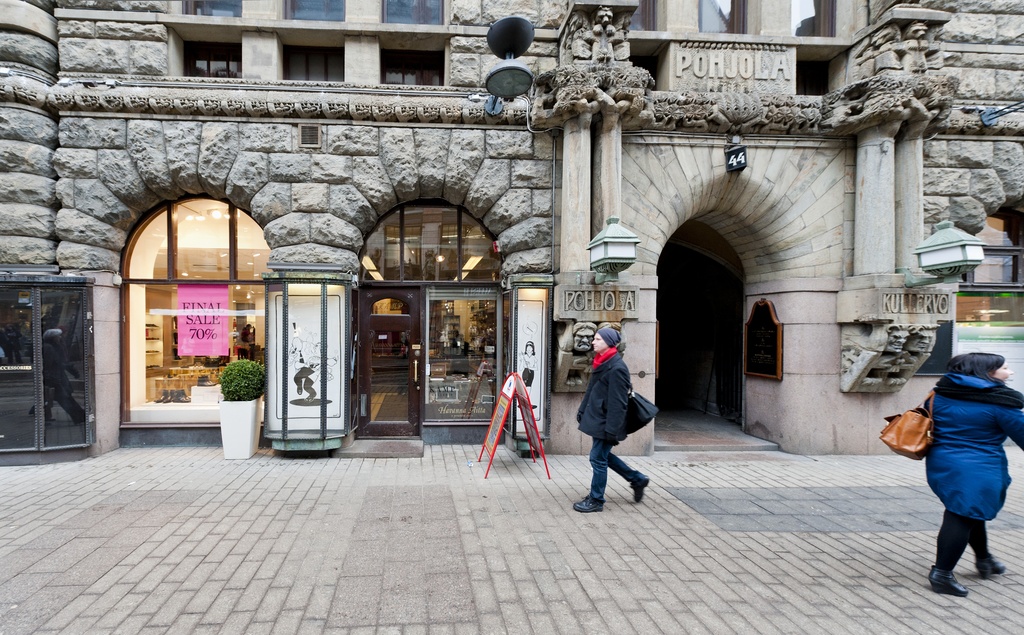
[632,0,655,31]
[285,47,344,81]
[384,0,442,25]
[286,0,345,21]
[381,50,443,86]
[185,43,242,78]
[183,1,242,17]
[792,0,835,37]
[361,204,500,282]
[965,212,1024,287]
[700,0,746,34]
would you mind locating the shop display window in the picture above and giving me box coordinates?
[124,199,270,423]
[425,289,498,421]
[360,205,499,283]
[0,284,91,452]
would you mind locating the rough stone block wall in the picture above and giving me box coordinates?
[450,0,565,28]
[53,118,556,275]
[449,36,559,89]
[0,109,59,264]
[928,0,1024,101]
[1,1,59,264]
[58,20,169,76]
[923,139,1024,232]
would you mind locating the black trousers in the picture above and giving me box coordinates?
[935,509,990,571]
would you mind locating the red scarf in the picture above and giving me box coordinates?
[592,347,618,369]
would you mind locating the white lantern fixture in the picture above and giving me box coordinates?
[898,220,987,287]
[588,217,641,284]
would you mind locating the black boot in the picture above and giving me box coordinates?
[929,566,968,597]
[977,556,1007,579]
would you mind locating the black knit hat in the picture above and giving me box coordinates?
[596,327,621,348]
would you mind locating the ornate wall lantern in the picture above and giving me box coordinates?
[588,217,641,284]
[898,221,986,287]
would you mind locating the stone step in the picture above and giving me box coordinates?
[334,438,425,459]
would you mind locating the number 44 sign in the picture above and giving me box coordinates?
[725,145,747,172]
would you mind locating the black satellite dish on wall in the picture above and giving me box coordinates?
[484,16,535,115]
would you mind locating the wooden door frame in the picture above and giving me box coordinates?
[356,286,421,437]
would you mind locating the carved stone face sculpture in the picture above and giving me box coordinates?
[905,327,935,353]
[573,323,596,353]
[884,326,909,353]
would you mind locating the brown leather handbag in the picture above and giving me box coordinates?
[880,392,935,460]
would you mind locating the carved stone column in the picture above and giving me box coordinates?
[561,113,594,273]
[592,110,622,236]
[895,132,925,272]
[854,121,901,276]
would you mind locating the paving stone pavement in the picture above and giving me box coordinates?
[3,446,1024,634]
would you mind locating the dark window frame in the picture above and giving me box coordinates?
[381,50,444,86]
[285,0,346,21]
[284,46,345,81]
[699,0,747,34]
[963,212,1024,290]
[383,0,443,25]
[182,1,242,17]
[633,0,656,31]
[184,42,242,78]
[793,0,836,37]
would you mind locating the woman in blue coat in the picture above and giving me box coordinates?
[573,327,649,513]
[926,352,1024,597]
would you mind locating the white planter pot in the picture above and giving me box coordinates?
[220,399,260,459]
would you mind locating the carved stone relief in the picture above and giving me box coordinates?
[562,5,633,66]
[841,323,938,393]
[552,320,623,392]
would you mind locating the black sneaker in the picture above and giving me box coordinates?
[573,496,604,513]
[632,477,650,503]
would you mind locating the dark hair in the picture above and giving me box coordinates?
[947,352,1006,381]
[524,341,535,354]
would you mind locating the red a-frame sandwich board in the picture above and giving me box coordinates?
[478,372,550,479]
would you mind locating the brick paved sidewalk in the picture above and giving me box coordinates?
[2,446,1024,634]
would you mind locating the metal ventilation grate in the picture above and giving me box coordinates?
[298,124,322,148]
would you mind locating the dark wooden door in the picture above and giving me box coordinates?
[357,287,421,436]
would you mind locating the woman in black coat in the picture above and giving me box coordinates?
[573,327,649,513]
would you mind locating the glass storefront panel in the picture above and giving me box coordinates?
[955,292,1024,392]
[40,290,88,447]
[462,219,500,282]
[129,283,265,421]
[237,213,269,283]
[126,200,270,423]
[127,210,168,279]
[175,201,231,280]
[425,288,498,421]
[0,288,35,450]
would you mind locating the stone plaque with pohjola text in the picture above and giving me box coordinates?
[555,284,639,322]
[744,299,783,380]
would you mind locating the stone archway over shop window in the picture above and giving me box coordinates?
[121,198,270,426]
[52,118,553,279]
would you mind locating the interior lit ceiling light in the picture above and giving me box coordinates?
[462,256,483,271]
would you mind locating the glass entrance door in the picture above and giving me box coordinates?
[358,288,421,436]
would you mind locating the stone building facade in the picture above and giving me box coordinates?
[2,0,1024,461]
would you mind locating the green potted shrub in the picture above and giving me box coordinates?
[219,359,266,459]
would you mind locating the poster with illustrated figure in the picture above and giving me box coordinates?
[267,292,345,428]
[517,299,546,433]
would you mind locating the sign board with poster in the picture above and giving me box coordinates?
[744,298,783,380]
[478,372,550,479]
